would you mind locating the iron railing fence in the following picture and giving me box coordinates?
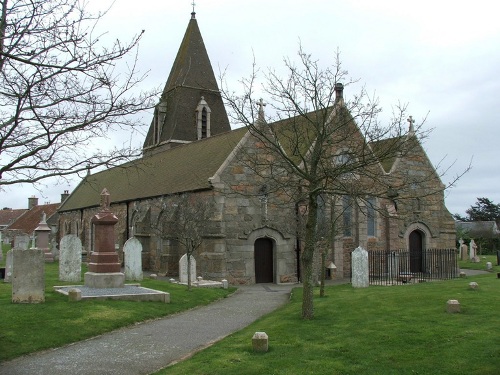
[368,249,459,285]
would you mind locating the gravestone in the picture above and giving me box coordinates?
[4,249,13,283]
[12,248,45,303]
[446,299,460,313]
[469,239,479,262]
[351,247,369,288]
[59,234,82,282]
[252,332,269,352]
[460,243,468,261]
[14,234,30,250]
[124,237,143,281]
[35,212,54,262]
[179,254,196,284]
[486,262,492,270]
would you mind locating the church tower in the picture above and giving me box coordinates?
[143,11,231,155]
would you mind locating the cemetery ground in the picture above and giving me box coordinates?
[158,259,500,375]
[0,244,234,362]
[1,243,498,375]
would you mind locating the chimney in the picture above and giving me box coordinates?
[28,196,39,210]
[334,83,344,104]
[61,190,70,203]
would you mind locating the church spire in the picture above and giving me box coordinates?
[191,1,196,19]
[143,10,230,154]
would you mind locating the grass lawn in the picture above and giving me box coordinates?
[459,254,500,272]
[0,245,234,362]
[159,275,500,375]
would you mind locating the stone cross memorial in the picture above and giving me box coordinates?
[59,234,82,282]
[351,246,369,288]
[124,237,143,281]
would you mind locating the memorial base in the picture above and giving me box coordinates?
[84,272,125,288]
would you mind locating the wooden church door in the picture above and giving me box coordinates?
[254,238,274,283]
[409,230,424,273]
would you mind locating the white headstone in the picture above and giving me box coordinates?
[179,253,196,284]
[59,234,82,282]
[469,239,477,260]
[351,247,369,288]
[486,262,492,270]
[14,234,30,250]
[4,249,13,283]
[124,237,143,281]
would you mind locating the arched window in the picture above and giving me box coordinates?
[366,197,376,237]
[196,96,211,140]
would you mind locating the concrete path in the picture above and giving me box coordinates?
[0,284,295,375]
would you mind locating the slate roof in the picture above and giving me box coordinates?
[59,127,248,211]
[6,203,59,234]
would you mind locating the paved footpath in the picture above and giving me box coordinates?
[0,284,295,375]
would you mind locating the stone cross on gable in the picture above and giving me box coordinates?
[407,115,415,135]
[257,98,266,123]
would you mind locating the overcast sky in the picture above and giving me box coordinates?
[2,0,499,217]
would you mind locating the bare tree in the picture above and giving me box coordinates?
[156,193,215,290]
[221,47,461,319]
[0,0,158,188]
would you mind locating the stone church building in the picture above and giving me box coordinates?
[58,11,456,284]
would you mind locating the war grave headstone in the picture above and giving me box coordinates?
[179,254,196,284]
[124,237,143,281]
[14,234,30,250]
[351,247,369,288]
[12,248,45,303]
[59,234,82,282]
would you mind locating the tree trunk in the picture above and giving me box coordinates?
[301,193,319,319]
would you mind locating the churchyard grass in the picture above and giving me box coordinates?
[0,257,234,362]
[160,275,500,375]
[459,254,499,272]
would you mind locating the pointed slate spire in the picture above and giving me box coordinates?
[143,13,230,153]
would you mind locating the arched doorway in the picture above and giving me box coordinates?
[254,238,274,283]
[409,230,424,273]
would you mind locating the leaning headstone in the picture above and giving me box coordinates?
[4,249,13,283]
[252,332,269,353]
[351,247,369,288]
[446,299,460,313]
[123,237,143,281]
[59,234,82,282]
[179,254,196,284]
[14,234,30,250]
[12,248,45,303]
